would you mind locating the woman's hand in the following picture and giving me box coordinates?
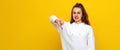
[55,19,64,30]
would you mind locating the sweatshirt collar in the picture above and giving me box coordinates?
[72,22,84,25]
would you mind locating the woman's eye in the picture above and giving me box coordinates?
[77,12,80,14]
[73,12,76,14]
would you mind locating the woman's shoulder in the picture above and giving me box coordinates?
[83,23,93,30]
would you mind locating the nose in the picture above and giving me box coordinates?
[75,15,77,17]
[75,15,78,17]
[75,13,78,15]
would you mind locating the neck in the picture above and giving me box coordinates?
[75,20,82,24]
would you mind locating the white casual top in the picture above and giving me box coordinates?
[50,15,95,50]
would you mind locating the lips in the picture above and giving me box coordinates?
[75,16,79,19]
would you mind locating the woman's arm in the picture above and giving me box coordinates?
[88,26,95,50]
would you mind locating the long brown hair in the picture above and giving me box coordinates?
[70,3,90,25]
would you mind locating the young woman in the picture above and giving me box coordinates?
[50,3,95,50]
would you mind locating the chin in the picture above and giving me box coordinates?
[75,19,80,21]
[74,19,81,22]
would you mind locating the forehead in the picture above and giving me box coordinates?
[73,7,82,12]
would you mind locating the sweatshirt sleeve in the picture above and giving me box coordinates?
[50,15,64,33]
[88,26,95,50]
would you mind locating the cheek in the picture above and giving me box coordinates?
[77,14,82,20]
[73,14,75,16]
[78,14,82,18]
[73,14,76,19]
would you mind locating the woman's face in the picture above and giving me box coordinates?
[73,7,82,22]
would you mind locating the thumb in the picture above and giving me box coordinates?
[59,20,64,30]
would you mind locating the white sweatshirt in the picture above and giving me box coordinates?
[50,15,95,50]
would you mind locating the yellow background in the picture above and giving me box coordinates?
[0,0,120,50]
